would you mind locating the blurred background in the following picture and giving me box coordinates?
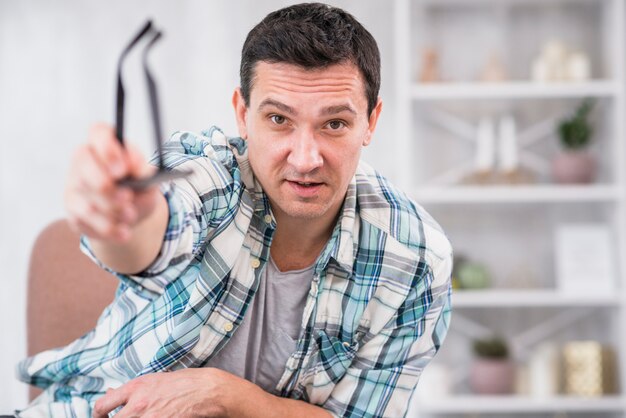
[1,0,625,417]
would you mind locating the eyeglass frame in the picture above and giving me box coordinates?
[115,20,190,190]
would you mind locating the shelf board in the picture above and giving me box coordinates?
[419,0,607,6]
[417,395,626,413]
[411,185,621,204]
[411,80,618,100]
[453,289,621,308]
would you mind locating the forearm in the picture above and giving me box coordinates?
[90,193,169,274]
[229,379,332,418]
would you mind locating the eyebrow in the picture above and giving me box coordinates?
[258,98,357,117]
[320,104,356,116]
[258,99,297,115]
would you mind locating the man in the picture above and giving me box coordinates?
[17,3,452,417]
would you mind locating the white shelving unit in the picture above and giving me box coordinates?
[452,289,621,308]
[394,0,626,416]
[413,184,622,204]
[418,395,626,414]
[412,80,618,100]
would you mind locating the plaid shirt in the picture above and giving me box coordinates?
[17,127,452,418]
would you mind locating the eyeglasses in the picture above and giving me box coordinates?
[115,20,190,190]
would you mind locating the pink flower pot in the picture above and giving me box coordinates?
[551,150,596,184]
[470,359,516,395]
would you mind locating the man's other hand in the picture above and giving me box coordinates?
[64,123,160,243]
[92,368,237,418]
[92,367,334,418]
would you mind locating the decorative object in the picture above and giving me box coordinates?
[456,261,491,290]
[462,115,535,185]
[419,47,441,83]
[475,117,496,173]
[470,336,516,394]
[528,343,560,397]
[531,39,592,82]
[555,223,615,296]
[567,52,591,81]
[552,99,597,184]
[532,39,568,82]
[498,116,517,173]
[563,341,616,397]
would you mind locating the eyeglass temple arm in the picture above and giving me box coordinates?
[142,31,165,170]
[115,20,154,144]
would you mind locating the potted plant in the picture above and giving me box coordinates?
[469,336,516,395]
[552,99,597,183]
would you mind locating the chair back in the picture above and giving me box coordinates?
[26,220,117,399]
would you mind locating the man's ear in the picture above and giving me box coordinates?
[363,97,383,146]
[232,87,248,139]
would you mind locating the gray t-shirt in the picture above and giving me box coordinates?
[204,257,314,393]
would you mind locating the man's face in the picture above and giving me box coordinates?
[233,61,382,226]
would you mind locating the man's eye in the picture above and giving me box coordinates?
[328,120,345,130]
[270,115,286,125]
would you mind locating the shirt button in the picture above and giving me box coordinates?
[264,214,273,224]
[250,258,261,269]
[224,322,234,332]
[342,341,351,348]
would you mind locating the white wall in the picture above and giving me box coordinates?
[0,0,396,411]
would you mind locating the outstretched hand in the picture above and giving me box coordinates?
[65,123,160,243]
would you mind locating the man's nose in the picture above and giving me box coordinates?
[287,129,323,173]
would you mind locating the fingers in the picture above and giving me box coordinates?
[124,142,161,220]
[93,386,127,418]
[74,146,115,196]
[65,123,155,243]
[88,123,130,180]
[72,205,131,243]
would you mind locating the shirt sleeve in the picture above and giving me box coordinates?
[321,252,453,418]
[80,129,242,297]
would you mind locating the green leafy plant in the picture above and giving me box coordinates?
[473,336,509,359]
[558,99,595,150]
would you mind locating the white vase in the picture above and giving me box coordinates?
[528,343,560,397]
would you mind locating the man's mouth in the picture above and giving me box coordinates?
[286,180,324,196]
[287,179,323,186]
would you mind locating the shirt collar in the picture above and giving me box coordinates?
[229,136,269,213]
[314,175,357,276]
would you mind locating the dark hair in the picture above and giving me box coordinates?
[240,3,381,115]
